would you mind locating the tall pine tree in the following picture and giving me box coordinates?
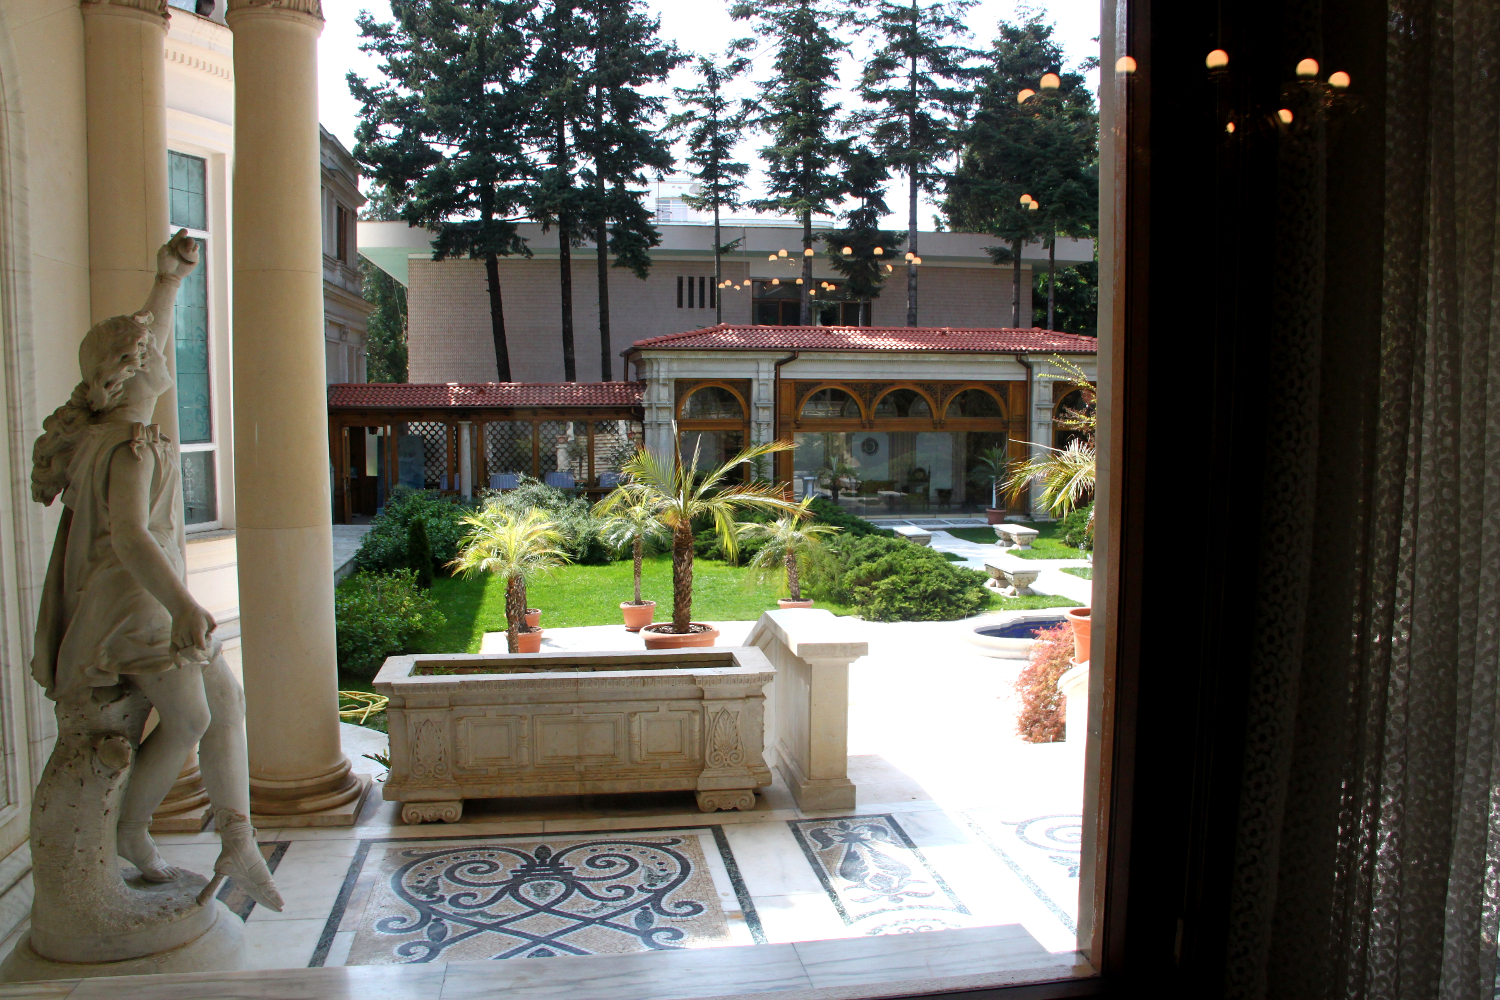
[580,0,679,380]
[944,16,1093,328]
[820,145,904,325]
[669,54,753,326]
[852,0,974,326]
[731,0,856,325]
[525,0,594,382]
[349,0,533,381]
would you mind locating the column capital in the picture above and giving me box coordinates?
[226,0,323,23]
[81,0,168,25]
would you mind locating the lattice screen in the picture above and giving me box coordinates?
[484,421,533,478]
[405,421,449,489]
[538,421,589,484]
[593,420,642,487]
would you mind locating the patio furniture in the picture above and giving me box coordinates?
[544,471,576,490]
[893,525,932,546]
[994,523,1041,549]
[488,473,521,491]
[983,557,1042,596]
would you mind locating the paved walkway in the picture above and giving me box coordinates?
[331,523,373,581]
[924,529,1094,606]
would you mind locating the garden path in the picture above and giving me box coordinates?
[923,530,1093,605]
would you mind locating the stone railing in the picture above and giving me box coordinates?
[746,610,867,810]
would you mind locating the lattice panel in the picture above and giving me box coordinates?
[405,421,449,489]
[593,420,642,488]
[538,421,589,483]
[484,421,533,477]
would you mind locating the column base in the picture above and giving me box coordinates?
[775,745,856,811]
[251,772,371,829]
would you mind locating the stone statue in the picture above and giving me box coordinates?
[0,232,280,980]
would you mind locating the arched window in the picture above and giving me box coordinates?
[873,388,933,418]
[680,384,744,420]
[1053,388,1096,449]
[944,387,1004,419]
[800,387,862,420]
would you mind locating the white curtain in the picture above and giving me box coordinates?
[1226,0,1500,995]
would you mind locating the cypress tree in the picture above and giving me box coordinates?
[349,0,533,381]
[669,54,754,325]
[819,145,905,325]
[852,0,975,326]
[731,0,856,326]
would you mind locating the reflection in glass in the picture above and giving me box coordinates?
[945,388,1004,419]
[799,388,861,419]
[174,241,211,444]
[790,430,1006,513]
[873,388,933,418]
[679,430,744,474]
[181,450,217,525]
[680,385,744,420]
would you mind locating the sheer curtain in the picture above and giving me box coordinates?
[1226,0,1500,995]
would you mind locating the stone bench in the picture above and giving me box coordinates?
[992,523,1041,549]
[892,525,933,546]
[983,557,1042,596]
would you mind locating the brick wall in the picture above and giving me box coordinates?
[408,256,1032,384]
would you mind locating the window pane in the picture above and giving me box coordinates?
[168,151,207,231]
[181,450,217,525]
[174,240,211,443]
[679,430,743,473]
[799,388,861,419]
[874,388,932,418]
[680,385,744,420]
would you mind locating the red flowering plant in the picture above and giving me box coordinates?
[1015,622,1074,743]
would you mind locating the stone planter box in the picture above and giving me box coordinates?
[373,648,775,823]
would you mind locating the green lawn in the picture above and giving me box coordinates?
[412,553,858,655]
[946,522,1088,560]
[986,593,1082,610]
[1062,566,1093,580]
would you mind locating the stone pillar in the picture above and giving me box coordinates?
[227,0,368,824]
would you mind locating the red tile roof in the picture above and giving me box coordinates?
[328,382,645,410]
[625,324,1098,354]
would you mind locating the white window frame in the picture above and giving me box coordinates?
[168,148,221,532]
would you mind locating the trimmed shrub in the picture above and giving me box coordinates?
[354,487,472,576]
[815,535,989,622]
[806,497,895,538]
[694,495,892,564]
[335,569,447,680]
[408,517,434,589]
[1059,503,1094,551]
[483,477,612,565]
[1015,623,1073,743]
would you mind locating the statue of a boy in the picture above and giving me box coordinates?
[29,230,281,912]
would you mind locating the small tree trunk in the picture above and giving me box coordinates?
[1011,239,1023,327]
[632,536,643,604]
[800,210,813,326]
[906,170,918,326]
[596,212,612,381]
[1047,230,1056,331]
[559,214,576,381]
[713,202,723,325]
[671,522,693,632]
[484,252,511,381]
[505,575,525,653]
[786,550,801,601]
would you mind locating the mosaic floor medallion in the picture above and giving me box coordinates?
[961,810,1081,934]
[324,828,760,966]
[789,814,972,936]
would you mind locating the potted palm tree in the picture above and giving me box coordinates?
[449,506,568,653]
[970,446,1010,524]
[598,501,669,631]
[596,435,797,649]
[737,497,841,609]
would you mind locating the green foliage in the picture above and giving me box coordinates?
[484,477,612,565]
[1061,566,1092,580]
[335,569,447,680]
[945,523,1085,560]
[1035,257,1098,336]
[1059,503,1094,550]
[806,497,896,538]
[359,257,408,383]
[408,517,434,589]
[1015,622,1072,742]
[354,487,473,576]
[814,535,989,622]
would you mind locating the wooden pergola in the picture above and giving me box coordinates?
[327,382,645,523]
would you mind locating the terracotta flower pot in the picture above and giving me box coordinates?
[641,623,721,649]
[1065,607,1092,665]
[777,598,814,609]
[986,508,1007,524]
[524,608,541,629]
[515,626,543,653]
[621,600,656,632]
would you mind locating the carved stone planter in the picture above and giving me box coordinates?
[374,648,774,822]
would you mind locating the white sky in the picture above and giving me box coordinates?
[317,0,1100,230]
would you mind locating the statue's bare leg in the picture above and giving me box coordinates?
[197,653,283,912]
[117,666,211,881]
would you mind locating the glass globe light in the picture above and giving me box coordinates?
[1040,73,1060,89]
[1296,58,1319,78]
[1329,71,1350,89]
[1206,49,1229,69]
[1017,88,1035,103]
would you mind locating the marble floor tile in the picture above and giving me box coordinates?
[242,917,329,970]
[0,982,74,1000]
[66,962,446,1000]
[793,923,1055,988]
[743,892,848,944]
[437,942,811,1000]
[719,823,824,898]
[250,839,361,922]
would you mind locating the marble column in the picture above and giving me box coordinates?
[82,0,210,831]
[227,0,367,823]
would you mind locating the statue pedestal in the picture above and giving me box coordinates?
[1,898,243,981]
